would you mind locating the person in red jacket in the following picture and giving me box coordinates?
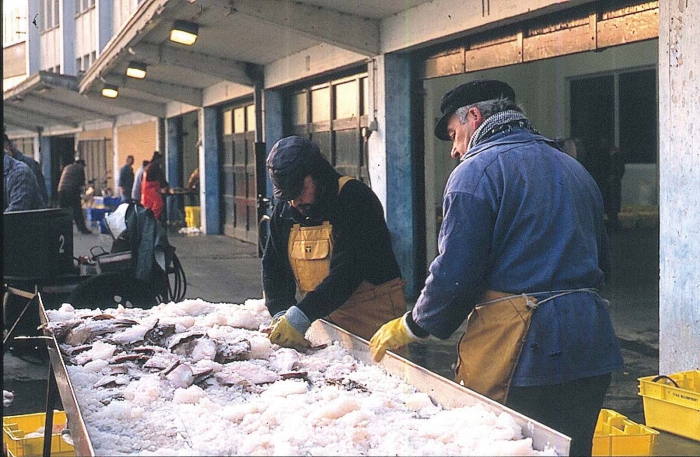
[140,151,170,222]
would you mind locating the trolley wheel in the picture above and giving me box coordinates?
[67,272,160,309]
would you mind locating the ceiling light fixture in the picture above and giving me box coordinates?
[170,20,199,46]
[101,84,119,98]
[126,61,147,79]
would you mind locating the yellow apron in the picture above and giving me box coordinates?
[454,290,538,404]
[288,176,406,341]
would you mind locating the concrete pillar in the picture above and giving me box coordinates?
[659,0,700,373]
[26,0,40,75]
[39,133,52,202]
[61,0,75,75]
[165,117,182,225]
[199,107,221,234]
[263,89,283,199]
[165,117,182,187]
[374,53,421,300]
[96,0,113,51]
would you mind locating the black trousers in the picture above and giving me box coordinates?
[506,373,611,457]
[58,190,89,232]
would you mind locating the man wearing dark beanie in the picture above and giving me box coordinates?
[262,136,406,348]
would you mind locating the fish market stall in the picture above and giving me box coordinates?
[38,295,570,456]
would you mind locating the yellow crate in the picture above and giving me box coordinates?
[2,410,74,457]
[638,370,700,442]
[592,409,658,456]
[185,206,201,229]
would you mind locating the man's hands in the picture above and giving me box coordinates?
[369,314,418,362]
[267,306,311,350]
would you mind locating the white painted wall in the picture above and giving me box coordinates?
[658,0,700,374]
[112,0,137,35]
[380,0,581,54]
[40,28,61,70]
[75,9,97,63]
[366,55,387,215]
[265,43,368,89]
[423,39,658,261]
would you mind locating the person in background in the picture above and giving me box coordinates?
[132,159,149,203]
[262,136,406,349]
[4,129,48,207]
[141,152,170,222]
[186,167,200,206]
[58,158,92,234]
[369,79,623,457]
[595,138,626,232]
[3,135,44,212]
[118,155,135,203]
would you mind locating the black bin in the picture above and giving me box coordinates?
[2,208,74,279]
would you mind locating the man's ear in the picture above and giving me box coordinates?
[469,106,484,127]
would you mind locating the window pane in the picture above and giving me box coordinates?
[361,77,368,116]
[54,0,59,25]
[246,105,255,132]
[619,70,657,164]
[311,86,330,123]
[234,107,245,133]
[570,75,614,168]
[334,81,358,120]
[223,110,233,135]
[291,92,307,125]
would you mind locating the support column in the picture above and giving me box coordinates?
[39,131,52,203]
[373,53,422,300]
[199,107,221,234]
[165,117,182,225]
[60,0,75,74]
[658,0,700,373]
[263,89,283,199]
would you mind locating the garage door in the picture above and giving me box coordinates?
[221,102,257,243]
[286,71,370,183]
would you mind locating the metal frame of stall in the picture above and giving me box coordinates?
[37,295,571,456]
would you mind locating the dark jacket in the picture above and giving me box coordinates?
[410,125,623,386]
[3,154,44,212]
[262,170,402,322]
[57,162,86,195]
[12,148,48,206]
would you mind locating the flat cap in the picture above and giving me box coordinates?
[267,136,321,201]
[434,79,516,141]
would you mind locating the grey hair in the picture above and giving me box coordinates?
[454,97,524,124]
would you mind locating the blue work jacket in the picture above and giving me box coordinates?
[412,127,623,386]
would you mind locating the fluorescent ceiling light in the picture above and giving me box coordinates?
[126,61,147,79]
[170,20,198,46]
[101,84,119,98]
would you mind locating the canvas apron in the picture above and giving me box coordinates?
[454,290,539,404]
[288,176,406,341]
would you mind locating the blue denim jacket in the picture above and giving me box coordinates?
[412,127,623,386]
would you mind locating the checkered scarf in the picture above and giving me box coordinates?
[465,110,531,156]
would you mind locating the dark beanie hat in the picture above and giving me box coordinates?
[267,136,325,201]
[434,79,516,141]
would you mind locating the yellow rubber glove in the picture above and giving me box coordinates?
[269,316,310,350]
[369,315,417,362]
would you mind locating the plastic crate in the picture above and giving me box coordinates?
[103,196,121,211]
[638,370,700,441]
[592,409,658,456]
[2,410,74,457]
[185,206,201,228]
[86,207,107,225]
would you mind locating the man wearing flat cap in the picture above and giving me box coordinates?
[370,80,622,456]
[262,135,406,349]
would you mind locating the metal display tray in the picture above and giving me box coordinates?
[39,296,570,456]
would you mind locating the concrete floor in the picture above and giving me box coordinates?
[3,222,699,455]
